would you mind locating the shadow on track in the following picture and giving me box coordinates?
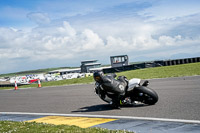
[72,104,113,112]
[72,103,149,112]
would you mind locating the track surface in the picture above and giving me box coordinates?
[0,76,200,121]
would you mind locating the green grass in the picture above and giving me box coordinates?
[117,62,200,79]
[1,62,200,90]
[0,121,133,133]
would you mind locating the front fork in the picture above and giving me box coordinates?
[94,82,100,95]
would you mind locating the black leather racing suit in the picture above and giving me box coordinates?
[98,74,128,105]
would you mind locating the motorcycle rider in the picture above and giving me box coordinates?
[93,71,128,108]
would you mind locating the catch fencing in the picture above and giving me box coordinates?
[103,57,200,73]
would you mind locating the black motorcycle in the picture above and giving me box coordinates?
[94,74,158,107]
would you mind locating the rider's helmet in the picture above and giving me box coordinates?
[93,71,104,82]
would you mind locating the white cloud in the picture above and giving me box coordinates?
[0,20,199,73]
[57,21,76,37]
[78,29,104,51]
[158,35,182,46]
[27,12,51,25]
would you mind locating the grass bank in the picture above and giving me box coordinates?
[0,121,133,133]
[118,62,200,79]
[1,62,200,90]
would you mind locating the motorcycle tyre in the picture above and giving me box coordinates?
[135,86,158,105]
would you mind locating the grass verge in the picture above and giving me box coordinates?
[117,62,200,79]
[0,121,133,133]
[1,62,200,90]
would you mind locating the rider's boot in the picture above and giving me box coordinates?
[122,97,131,105]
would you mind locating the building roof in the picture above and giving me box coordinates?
[49,68,81,73]
[83,63,101,66]
[110,55,128,58]
[81,60,98,64]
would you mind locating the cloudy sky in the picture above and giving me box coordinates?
[0,0,200,74]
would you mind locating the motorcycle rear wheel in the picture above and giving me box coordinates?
[135,86,158,105]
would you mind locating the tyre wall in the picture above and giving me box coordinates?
[103,57,200,73]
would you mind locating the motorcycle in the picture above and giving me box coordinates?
[94,74,158,107]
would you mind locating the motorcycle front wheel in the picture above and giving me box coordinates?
[135,86,159,105]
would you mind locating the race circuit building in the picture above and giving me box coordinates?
[80,60,101,73]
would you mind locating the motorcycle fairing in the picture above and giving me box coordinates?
[128,78,141,90]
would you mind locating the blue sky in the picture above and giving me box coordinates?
[0,0,200,74]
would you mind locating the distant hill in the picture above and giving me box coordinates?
[0,67,76,77]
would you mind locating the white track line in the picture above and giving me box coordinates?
[1,112,200,124]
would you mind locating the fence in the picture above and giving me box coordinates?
[103,57,200,74]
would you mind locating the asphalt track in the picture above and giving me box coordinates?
[0,76,200,132]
